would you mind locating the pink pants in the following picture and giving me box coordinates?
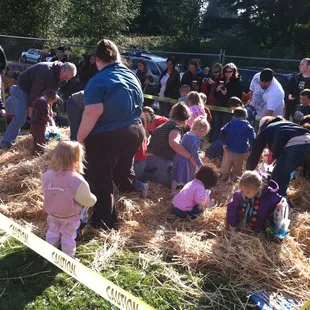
[46,214,81,257]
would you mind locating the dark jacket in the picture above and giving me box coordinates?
[79,63,98,87]
[288,73,310,100]
[143,83,157,107]
[227,180,282,231]
[31,98,50,125]
[246,120,310,170]
[214,77,243,107]
[220,119,256,154]
[158,69,180,99]
[18,61,62,106]
[180,70,204,91]
[59,76,83,101]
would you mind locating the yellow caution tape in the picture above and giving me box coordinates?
[143,94,233,113]
[0,212,156,310]
[300,300,310,310]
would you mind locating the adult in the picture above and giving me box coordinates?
[77,39,144,229]
[247,117,310,196]
[249,68,285,122]
[0,46,7,117]
[145,102,196,188]
[79,55,98,87]
[135,59,153,87]
[287,58,310,119]
[212,63,243,142]
[51,46,68,63]
[158,57,180,117]
[67,90,84,140]
[204,63,223,106]
[0,61,77,148]
[181,59,204,92]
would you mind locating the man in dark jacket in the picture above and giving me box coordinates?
[0,61,77,148]
[246,117,310,196]
[180,59,204,91]
[286,58,310,119]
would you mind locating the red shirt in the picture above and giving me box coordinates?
[135,137,148,161]
[146,116,168,133]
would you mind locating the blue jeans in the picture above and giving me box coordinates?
[211,111,232,142]
[144,155,172,188]
[55,114,68,127]
[1,85,28,147]
[134,160,146,181]
[67,96,84,141]
[272,143,310,196]
[172,205,203,218]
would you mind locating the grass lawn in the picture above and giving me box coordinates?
[0,233,251,310]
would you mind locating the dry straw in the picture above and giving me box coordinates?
[0,130,309,307]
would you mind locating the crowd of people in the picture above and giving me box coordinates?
[0,41,309,258]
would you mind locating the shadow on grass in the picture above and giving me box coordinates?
[0,245,60,310]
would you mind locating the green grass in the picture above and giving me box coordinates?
[0,233,251,310]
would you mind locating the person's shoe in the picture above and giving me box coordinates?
[140,182,149,199]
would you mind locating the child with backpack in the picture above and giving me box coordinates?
[220,107,256,181]
[226,170,290,239]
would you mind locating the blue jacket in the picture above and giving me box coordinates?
[220,119,256,154]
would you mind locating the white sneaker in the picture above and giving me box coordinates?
[140,182,149,199]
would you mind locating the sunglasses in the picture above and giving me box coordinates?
[212,70,220,74]
[225,70,234,73]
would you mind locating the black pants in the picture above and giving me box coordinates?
[85,123,145,229]
[31,123,46,155]
[285,100,297,120]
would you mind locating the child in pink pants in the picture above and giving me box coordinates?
[42,141,96,257]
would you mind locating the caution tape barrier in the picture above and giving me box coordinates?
[0,212,156,310]
[143,94,233,113]
[300,300,310,310]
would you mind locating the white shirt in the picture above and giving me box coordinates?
[159,73,170,97]
[250,72,285,119]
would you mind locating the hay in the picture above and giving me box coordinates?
[1,130,310,307]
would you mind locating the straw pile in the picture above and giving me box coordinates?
[0,130,310,307]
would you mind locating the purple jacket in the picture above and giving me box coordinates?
[227,180,282,231]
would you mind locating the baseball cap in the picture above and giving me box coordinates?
[260,68,274,82]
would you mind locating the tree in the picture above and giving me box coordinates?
[64,0,141,44]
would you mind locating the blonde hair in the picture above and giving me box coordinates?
[51,141,85,174]
[192,116,210,133]
[187,91,202,107]
[239,170,263,189]
[199,92,207,104]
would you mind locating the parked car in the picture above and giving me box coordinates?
[21,49,42,63]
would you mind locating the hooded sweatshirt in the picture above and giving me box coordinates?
[220,119,256,154]
[227,180,282,231]
[6,85,18,115]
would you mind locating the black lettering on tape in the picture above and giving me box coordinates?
[51,252,77,277]
[105,286,139,310]
[9,224,29,245]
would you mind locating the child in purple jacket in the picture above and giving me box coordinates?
[226,170,283,232]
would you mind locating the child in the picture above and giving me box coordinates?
[178,84,191,103]
[143,75,158,107]
[5,85,18,126]
[171,116,210,193]
[172,164,218,218]
[142,106,168,135]
[228,96,256,128]
[31,89,57,155]
[199,92,212,123]
[293,89,310,123]
[226,171,289,236]
[134,115,149,198]
[220,107,256,181]
[42,141,97,257]
[187,91,206,128]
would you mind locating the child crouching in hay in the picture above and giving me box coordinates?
[31,89,57,155]
[172,164,218,219]
[42,141,97,257]
[227,171,290,239]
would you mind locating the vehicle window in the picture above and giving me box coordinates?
[147,61,160,75]
[28,49,34,54]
